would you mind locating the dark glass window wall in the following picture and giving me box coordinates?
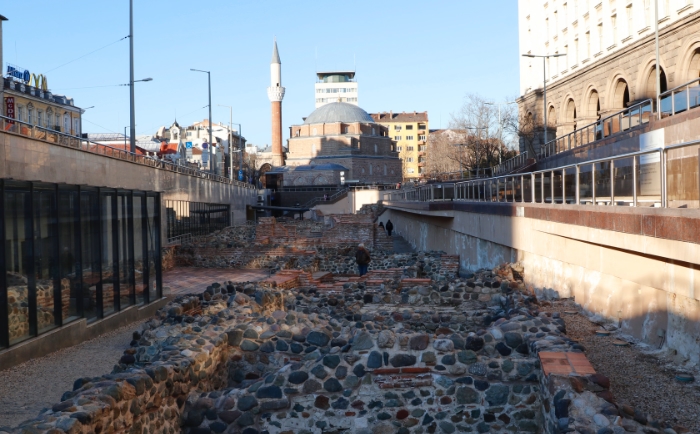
[0,181,162,349]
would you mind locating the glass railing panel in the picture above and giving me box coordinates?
[563,167,576,204]
[579,164,593,204]
[497,179,506,202]
[514,177,523,202]
[552,170,564,204]
[613,157,634,205]
[636,153,662,207]
[666,145,700,209]
[543,172,552,203]
[534,174,542,203]
[688,86,700,110]
[594,162,612,205]
[660,95,673,116]
[522,176,532,202]
[674,90,688,114]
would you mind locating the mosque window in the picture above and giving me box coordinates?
[372,128,376,135]
[313,128,317,135]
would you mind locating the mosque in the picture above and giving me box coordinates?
[264,41,402,188]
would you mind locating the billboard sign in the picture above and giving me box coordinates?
[4,97,15,123]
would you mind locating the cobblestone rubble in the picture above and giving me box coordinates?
[11,260,664,434]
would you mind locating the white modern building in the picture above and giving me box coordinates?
[314,71,358,108]
[519,0,696,96]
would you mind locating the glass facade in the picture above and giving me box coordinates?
[0,180,161,349]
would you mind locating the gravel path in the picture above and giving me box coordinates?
[0,321,145,430]
[546,299,700,433]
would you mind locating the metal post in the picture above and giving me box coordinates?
[610,160,615,205]
[661,149,667,207]
[543,57,548,146]
[575,165,580,204]
[129,0,135,154]
[562,169,566,204]
[592,165,597,205]
[632,156,638,207]
[531,173,535,203]
[655,0,661,119]
[207,72,213,173]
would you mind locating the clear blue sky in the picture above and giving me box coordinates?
[2,1,520,146]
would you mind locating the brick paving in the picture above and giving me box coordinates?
[163,267,269,296]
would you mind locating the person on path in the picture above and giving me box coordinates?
[378,221,385,233]
[385,220,394,236]
[355,243,371,276]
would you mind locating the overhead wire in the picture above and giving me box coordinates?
[42,35,129,74]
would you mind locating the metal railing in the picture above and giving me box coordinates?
[0,115,255,189]
[303,187,349,208]
[493,151,530,176]
[539,99,653,159]
[659,77,700,117]
[384,138,700,209]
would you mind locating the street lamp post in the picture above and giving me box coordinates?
[122,77,152,153]
[521,53,566,150]
[191,69,214,173]
[217,105,243,181]
[129,0,135,154]
[485,101,517,164]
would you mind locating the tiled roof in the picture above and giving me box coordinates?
[370,111,428,123]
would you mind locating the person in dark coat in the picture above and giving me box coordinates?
[378,221,385,232]
[385,220,394,236]
[355,243,371,276]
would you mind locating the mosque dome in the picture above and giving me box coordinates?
[303,102,374,125]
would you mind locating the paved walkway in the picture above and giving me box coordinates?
[163,267,269,296]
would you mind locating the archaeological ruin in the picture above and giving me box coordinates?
[6,213,693,434]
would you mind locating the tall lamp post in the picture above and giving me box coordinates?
[521,53,566,149]
[217,104,243,181]
[485,101,517,164]
[124,77,152,153]
[191,68,214,173]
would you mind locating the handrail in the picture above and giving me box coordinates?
[0,115,256,190]
[493,151,529,176]
[303,187,349,208]
[539,99,653,160]
[383,137,700,209]
[659,77,700,117]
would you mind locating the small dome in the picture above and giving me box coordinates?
[303,102,374,125]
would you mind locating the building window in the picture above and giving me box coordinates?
[397,146,403,151]
[644,0,651,26]
[406,136,414,141]
[407,167,415,174]
[407,146,415,151]
[371,127,376,135]
[394,136,401,141]
[28,107,34,125]
[313,128,317,135]
[56,114,60,130]
[369,165,372,175]
[74,119,80,136]
[419,145,427,151]
[406,157,414,163]
[597,23,603,53]
[38,111,43,128]
[405,125,413,130]
[64,115,70,133]
[418,123,426,129]
[611,14,617,44]
[394,125,402,131]
[374,144,378,153]
[344,126,349,134]
[626,5,633,37]
[419,135,426,141]
[17,106,24,122]
[585,31,590,58]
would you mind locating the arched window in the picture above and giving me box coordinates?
[374,144,378,153]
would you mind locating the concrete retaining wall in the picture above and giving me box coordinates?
[381,203,700,365]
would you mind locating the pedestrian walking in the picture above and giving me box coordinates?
[355,243,371,276]
[378,221,385,233]
[385,219,394,236]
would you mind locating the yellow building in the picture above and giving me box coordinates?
[3,72,83,136]
[370,111,428,180]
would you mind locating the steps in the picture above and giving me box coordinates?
[392,234,414,253]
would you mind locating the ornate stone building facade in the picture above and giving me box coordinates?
[517,1,700,154]
[280,102,402,186]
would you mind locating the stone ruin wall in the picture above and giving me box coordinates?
[13,261,659,434]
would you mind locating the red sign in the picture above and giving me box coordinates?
[4,97,15,124]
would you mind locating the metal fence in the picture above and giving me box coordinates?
[384,139,700,209]
[659,77,700,117]
[493,151,530,176]
[539,99,653,160]
[0,115,256,189]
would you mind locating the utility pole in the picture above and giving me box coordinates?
[129,0,135,154]
[191,69,213,173]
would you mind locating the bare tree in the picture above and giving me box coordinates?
[502,105,539,159]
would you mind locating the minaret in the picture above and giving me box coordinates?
[267,39,285,166]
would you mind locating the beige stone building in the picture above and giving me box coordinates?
[279,102,402,186]
[370,111,429,179]
[517,1,700,154]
